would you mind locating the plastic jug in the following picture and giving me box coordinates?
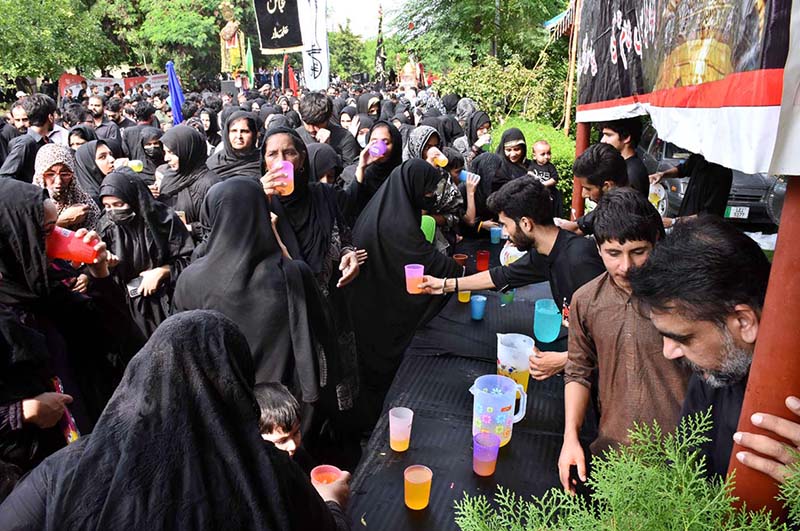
[496,333,533,394]
[469,374,527,447]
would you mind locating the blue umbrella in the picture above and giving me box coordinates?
[166,60,185,125]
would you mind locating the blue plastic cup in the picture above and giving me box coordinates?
[471,295,487,321]
[490,226,502,244]
[459,170,468,183]
[534,298,561,343]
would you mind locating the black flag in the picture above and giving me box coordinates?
[253,0,303,54]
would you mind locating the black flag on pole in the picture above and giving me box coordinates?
[252,0,303,54]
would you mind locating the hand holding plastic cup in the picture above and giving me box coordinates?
[405,264,424,294]
[272,160,295,196]
[459,170,468,183]
[471,295,487,321]
[404,465,433,510]
[310,465,343,487]
[490,226,502,244]
[473,433,501,476]
[46,227,100,263]
[389,407,414,452]
[368,139,387,157]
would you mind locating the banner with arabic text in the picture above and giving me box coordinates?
[253,0,303,54]
[298,0,329,91]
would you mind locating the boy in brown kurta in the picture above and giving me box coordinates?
[558,188,691,494]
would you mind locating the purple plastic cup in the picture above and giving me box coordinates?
[273,160,294,196]
[368,139,387,157]
[473,432,501,476]
[404,264,425,294]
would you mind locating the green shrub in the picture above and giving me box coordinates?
[454,409,799,531]
[490,116,576,214]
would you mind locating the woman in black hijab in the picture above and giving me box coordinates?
[0,311,350,530]
[495,127,531,183]
[463,110,492,168]
[356,93,381,118]
[74,140,116,207]
[338,105,356,131]
[122,126,164,184]
[67,125,96,152]
[261,128,363,447]
[307,143,343,185]
[283,110,302,129]
[0,179,142,489]
[159,125,221,242]
[459,151,504,237]
[199,108,222,150]
[348,159,463,427]
[441,93,460,115]
[98,171,194,337]
[206,111,262,180]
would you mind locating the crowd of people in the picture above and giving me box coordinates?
[0,79,798,528]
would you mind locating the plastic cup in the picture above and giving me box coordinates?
[404,465,433,510]
[404,264,424,294]
[470,295,487,321]
[273,160,295,196]
[453,253,468,267]
[420,215,436,243]
[490,226,502,244]
[473,433,501,476]
[45,227,99,263]
[459,170,467,183]
[389,407,414,452]
[476,250,490,272]
[432,154,448,167]
[500,289,516,306]
[534,298,562,343]
[457,290,471,303]
[127,159,144,172]
[368,139,387,157]
[310,465,342,487]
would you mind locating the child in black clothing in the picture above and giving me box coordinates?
[528,140,562,217]
[254,382,316,473]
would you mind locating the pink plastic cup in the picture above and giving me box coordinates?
[273,160,295,196]
[310,464,342,487]
[405,264,424,294]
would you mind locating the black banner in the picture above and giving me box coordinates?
[577,0,791,106]
[253,0,303,54]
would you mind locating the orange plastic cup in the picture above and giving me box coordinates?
[310,465,342,487]
[404,465,432,510]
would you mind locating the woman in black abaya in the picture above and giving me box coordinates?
[261,129,362,421]
[307,143,343,185]
[122,125,165,185]
[459,151,505,237]
[74,140,116,207]
[158,125,221,242]
[206,111,262,180]
[495,127,531,184]
[98,171,193,337]
[348,159,463,427]
[0,311,350,530]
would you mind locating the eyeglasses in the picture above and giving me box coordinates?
[43,170,74,180]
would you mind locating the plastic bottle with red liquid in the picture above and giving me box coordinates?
[46,227,99,264]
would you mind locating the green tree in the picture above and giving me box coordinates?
[328,22,368,81]
[0,0,117,84]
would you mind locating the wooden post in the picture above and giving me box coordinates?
[563,0,581,136]
[571,122,591,219]
[727,176,800,518]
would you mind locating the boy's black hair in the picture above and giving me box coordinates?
[22,94,57,127]
[594,187,665,246]
[572,143,628,187]
[599,117,643,147]
[62,103,88,128]
[181,101,199,121]
[298,92,333,126]
[203,94,223,114]
[442,147,465,172]
[134,101,156,122]
[106,97,124,113]
[253,382,301,434]
[629,216,770,325]
[487,176,554,226]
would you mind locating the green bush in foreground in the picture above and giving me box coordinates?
[454,409,800,531]
[490,117,576,214]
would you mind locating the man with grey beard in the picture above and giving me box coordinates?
[630,216,799,482]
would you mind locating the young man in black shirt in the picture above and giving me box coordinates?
[600,117,649,197]
[630,216,799,483]
[419,177,605,380]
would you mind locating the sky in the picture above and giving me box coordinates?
[327,0,405,38]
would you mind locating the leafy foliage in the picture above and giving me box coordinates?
[778,452,800,527]
[328,22,368,81]
[0,0,117,83]
[454,409,797,531]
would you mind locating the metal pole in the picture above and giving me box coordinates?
[727,176,800,518]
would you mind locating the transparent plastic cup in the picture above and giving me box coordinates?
[473,433,501,476]
[470,295,487,320]
[405,264,424,294]
[310,465,342,487]
[404,465,432,510]
[273,160,295,196]
[389,407,414,452]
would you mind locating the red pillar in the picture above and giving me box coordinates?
[728,176,800,517]
[571,122,591,219]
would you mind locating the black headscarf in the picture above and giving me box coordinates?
[379,100,396,121]
[440,115,465,145]
[307,143,342,183]
[265,128,345,277]
[349,160,461,385]
[404,125,439,161]
[441,94,460,115]
[200,108,221,147]
[206,111,262,180]
[339,105,357,124]
[331,98,346,124]
[460,152,504,220]
[123,126,164,181]
[174,180,326,400]
[361,120,403,197]
[219,105,242,130]
[495,127,530,181]
[419,116,447,148]
[159,125,213,195]
[29,310,295,530]
[357,93,381,117]
[355,113,374,133]
[74,140,111,205]
[67,125,96,148]
[283,110,302,129]
[98,170,193,283]
[467,110,491,146]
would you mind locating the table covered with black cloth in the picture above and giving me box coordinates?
[348,283,597,530]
